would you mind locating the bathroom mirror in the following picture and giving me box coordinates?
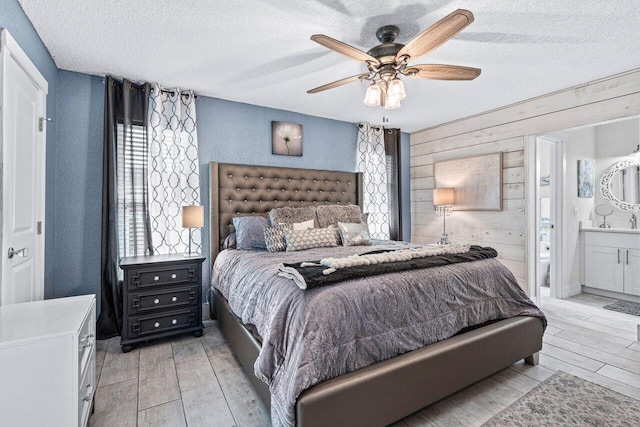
[600,158,640,212]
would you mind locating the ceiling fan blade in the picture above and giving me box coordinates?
[404,64,481,80]
[311,34,379,64]
[307,73,370,94]
[396,9,474,62]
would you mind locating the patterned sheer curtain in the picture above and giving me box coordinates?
[148,84,201,254]
[357,122,390,239]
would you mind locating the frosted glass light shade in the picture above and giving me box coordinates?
[182,205,204,228]
[433,188,455,206]
[363,84,381,106]
[387,78,406,100]
[384,94,401,110]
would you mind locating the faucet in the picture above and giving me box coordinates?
[632,214,638,230]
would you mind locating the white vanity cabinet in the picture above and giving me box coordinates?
[582,229,640,296]
[0,295,96,427]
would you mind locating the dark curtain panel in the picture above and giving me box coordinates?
[384,128,403,241]
[97,76,153,339]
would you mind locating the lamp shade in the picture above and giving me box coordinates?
[364,83,382,106]
[433,188,455,206]
[387,78,406,101]
[182,205,204,228]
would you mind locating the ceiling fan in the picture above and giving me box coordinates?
[307,9,481,110]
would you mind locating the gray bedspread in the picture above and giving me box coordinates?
[211,242,546,427]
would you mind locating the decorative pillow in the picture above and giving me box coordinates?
[338,222,372,246]
[232,216,270,250]
[287,219,314,231]
[222,232,236,250]
[264,224,293,252]
[270,206,318,227]
[285,228,339,251]
[316,204,362,228]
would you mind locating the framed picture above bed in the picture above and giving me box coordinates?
[272,121,302,156]
[434,152,503,211]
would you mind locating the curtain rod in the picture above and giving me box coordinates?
[151,87,198,99]
[357,123,381,131]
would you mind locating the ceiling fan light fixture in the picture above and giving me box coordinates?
[364,83,382,106]
[384,94,401,110]
[387,78,406,101]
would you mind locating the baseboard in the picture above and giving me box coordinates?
[581,286,640,303]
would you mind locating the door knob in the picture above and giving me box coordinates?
[7,247,28,259]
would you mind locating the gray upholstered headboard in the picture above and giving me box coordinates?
[209,162,363,265]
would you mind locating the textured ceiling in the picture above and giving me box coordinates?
[19,0,640,132]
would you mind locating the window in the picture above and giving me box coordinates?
[116,123,150,257]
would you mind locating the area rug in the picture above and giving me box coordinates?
[604,300,640,316]
[482,371,640,426]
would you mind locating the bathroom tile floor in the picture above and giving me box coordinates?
[90,293,640,426]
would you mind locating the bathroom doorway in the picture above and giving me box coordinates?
[533,134,565,299]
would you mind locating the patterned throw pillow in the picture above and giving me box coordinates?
[269,206,318,227]
[232,216,270,250]
[264,224,293,252]
[316,204,362,228]
[338,222,372,246]
[284,228,339,251]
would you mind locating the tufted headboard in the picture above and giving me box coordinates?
[209,162,363,265]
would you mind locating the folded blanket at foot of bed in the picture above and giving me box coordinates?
[278,244,498,289]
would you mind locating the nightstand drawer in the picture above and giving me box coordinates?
[128,285,198,313]
[128,308,199,338]
[130,263,199,289]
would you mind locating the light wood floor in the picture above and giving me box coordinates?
[90,293,640,426]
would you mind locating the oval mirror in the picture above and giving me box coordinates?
[600,158,640,212]
[594,203,614,228]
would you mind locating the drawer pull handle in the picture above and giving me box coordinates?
[79,333,95,351]
[172,319,178,325]
[154,322,160,328]
[171,274,177,279]
[171,296,178,302]
[154,298,160,304]
[154,275,160,281]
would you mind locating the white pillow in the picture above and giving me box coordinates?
[281,219,314,231]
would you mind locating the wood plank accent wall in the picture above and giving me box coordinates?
[410,68,640,293]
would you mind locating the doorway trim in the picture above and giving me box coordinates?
[526,133,566,300]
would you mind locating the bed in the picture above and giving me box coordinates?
[207,161,545,427]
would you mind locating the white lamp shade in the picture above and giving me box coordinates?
[387,78,406,100]
[433,188,455,206]
[182,205,204,228]
[364,84,381,106]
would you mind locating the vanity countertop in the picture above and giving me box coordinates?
[580,225,640,235]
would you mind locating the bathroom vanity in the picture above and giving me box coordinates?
[581,227,640,300]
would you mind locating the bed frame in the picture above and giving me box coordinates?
[207,161,543,427]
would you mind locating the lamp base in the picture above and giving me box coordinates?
[438,233,450,245]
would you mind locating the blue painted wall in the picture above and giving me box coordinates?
[1,0,58,298]
[53,71,104,299]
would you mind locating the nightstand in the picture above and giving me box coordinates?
[120,254,205,352]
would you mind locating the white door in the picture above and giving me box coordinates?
[1,30,48,306]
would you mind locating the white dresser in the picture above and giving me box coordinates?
[581,228,640,298]
[0,295,96,427]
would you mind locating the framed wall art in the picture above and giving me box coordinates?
[434,152,503,211]
[272,121,302,156]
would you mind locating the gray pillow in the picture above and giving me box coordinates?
[222,232,237,250]
[284,228,339,251]
[316,204,362,228]
[270,206,318,227]
[263,224,293,252]
[232,216,270,250]
[338,222,372,246]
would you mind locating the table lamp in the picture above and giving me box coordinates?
[182,205,204,256]
[433,188,455,245]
